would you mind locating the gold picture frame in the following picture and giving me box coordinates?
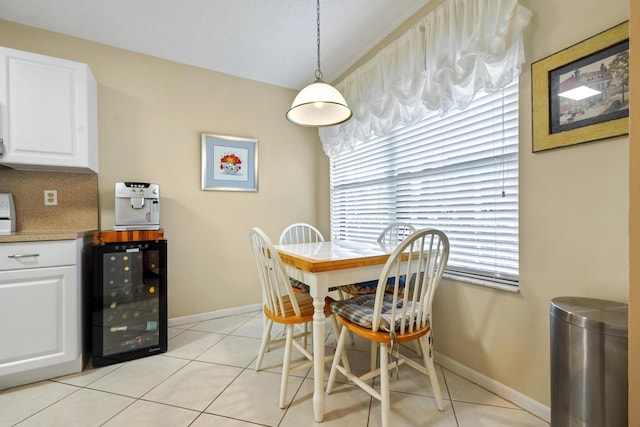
[532,21,629,152]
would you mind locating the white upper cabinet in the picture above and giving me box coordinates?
[0,47,98,173]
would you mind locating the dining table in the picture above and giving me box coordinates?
[274,239,397,422]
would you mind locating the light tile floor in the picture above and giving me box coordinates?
[1,310,549,426]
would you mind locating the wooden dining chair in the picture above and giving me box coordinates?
[250,227,337,409]
[278,223,325,293]
[341,222,416,296]
[327,228,450,427]
[279,222,325,245]
[279,222,349,345]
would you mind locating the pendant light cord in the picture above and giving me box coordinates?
[315,0,323,81]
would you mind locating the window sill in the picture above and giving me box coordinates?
[443,272,520,293]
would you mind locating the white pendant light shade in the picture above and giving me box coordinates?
[286,81,352,127]
[286,0,352,128]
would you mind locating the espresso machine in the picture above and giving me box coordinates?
[114,182,160,230]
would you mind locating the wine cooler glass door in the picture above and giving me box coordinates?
[92,240,167,367]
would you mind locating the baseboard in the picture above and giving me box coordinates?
[168,303,261,327]
[434,352,551,423]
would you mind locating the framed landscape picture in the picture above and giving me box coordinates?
[532,21,629,152]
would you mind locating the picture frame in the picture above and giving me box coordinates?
[532,21,629,152]
[201,133,258,192]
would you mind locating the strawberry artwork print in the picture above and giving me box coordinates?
[219,152,242,175]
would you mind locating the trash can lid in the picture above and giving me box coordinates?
[550,296,628,336]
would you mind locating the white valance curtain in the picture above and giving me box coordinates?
[319,0,532,158]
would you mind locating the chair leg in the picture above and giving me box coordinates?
[348,327,356,345]
[414,340,422,357]
[255,318,273,371]
[333,290,355,345]
[330,315,341,347]
[370,340,377,371]
[327,323,349,394]
[379,342,391,427]
[330,312,355,346]
[419,336,445,411]
[279,324,295,409]
[302,321,308,349]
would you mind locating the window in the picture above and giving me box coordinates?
[330,81,519,289]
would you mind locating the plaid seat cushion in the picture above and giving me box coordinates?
[290,278,310,292]
[289,277,341,293]
[341,276,406,295]
[330,293,419,332]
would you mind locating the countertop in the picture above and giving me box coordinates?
[0,229,97,243]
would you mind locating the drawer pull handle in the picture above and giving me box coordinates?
[8,253,40,258]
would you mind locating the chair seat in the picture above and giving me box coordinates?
[264,292,334,324]
[341,276,406,295]
[329,293,424,334]
[290,278,310,292]
[290,277,342,293]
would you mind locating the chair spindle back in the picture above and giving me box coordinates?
[372,228,449,334]
[250,227,300,318]
[279,223,325,244]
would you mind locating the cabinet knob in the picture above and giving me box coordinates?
[0,138,4,159]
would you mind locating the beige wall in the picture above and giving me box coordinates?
[483,0,627,406]
[446,0,629,407]
[628,0,638,424]
[439,0,629,407]
[0,20,322,318]
[327,0,631,410]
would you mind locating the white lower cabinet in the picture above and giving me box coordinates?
[0,239,86,390]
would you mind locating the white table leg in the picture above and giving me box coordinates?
[309,273,327,422]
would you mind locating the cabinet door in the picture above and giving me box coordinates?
[0,266,79,377]
[0,47,98,172]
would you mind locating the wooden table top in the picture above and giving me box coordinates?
[275,240,395,273]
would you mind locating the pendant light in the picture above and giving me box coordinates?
[286,0,352,127]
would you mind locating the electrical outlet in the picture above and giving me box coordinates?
[44,190,58,206]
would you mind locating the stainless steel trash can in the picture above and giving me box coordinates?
[550,297,628,427]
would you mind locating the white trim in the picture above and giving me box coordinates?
[443,274,520,293]
[168,303,261,327]
[434,351,550,423]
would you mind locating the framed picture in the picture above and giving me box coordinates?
[201,133,258,192]
[532,21,629,152]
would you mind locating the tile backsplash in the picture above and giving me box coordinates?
[0,169,98,231]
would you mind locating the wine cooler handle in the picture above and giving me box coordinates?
[8,253,40,258]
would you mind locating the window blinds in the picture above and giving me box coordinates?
[330,82,519,287]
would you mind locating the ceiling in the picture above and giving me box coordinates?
[0,0,431,90]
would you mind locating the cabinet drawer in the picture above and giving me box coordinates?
[0,240,77,271]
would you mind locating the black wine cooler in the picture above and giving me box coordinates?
[92,239,167,367]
